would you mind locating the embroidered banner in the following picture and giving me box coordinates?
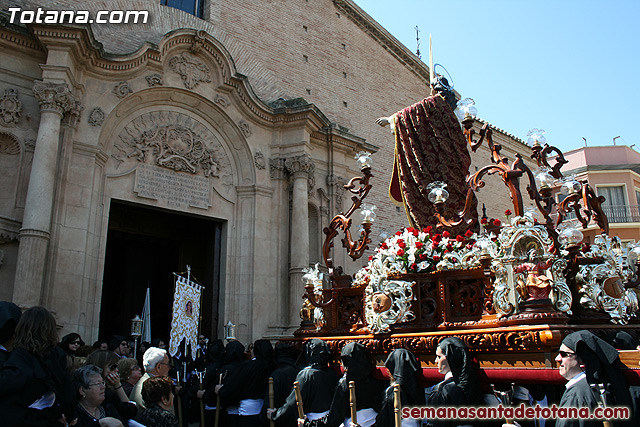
[169,274,202,360]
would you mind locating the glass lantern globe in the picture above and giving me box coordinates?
[354,151,372,170]
[359,204,377,224]
[560,176,582,196]
[557,221,584,246]
[455,98,477,121]
[534,167,555,191]
[427,181,449,204]
[527,128,546,148]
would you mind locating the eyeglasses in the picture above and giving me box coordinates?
[558,350,576,358]
[87,381,106,388]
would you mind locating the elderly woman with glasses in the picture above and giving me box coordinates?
[85,350,137,421]
[136,376,179,427]
[73,364,124,427]
[117,357,142,398]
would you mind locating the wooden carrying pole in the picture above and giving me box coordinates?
[349,380,358,426]
[393,384,402,427]
[268,377,275,427]
[198,372,205,427]
[294,381,305,420]
[214,373,222,427]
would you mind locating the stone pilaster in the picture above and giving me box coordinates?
[13,81,78,307]
[284,154,315,328]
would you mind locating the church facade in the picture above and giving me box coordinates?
[0,0,532,344]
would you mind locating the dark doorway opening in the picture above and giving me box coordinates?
[100,200,222,345]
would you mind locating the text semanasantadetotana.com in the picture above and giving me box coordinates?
[7,7,149,25]
[402,404,630,421]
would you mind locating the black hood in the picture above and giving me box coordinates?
[304,339,332,368]
[206,339,225,363]
[562,330,631,407]
[0,301,21,343]
[222,340,245,365]
[253,339,276,369]
[385,348,422,403]
[341,342,372,382]
[438,337,483,405]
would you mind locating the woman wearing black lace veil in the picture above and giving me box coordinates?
[376,348,425,427]
[425,337,483,427]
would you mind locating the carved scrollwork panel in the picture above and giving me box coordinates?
[364,279,415,334]
[169,53,212,90]
[0,89,22,127]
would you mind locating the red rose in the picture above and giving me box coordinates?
[412,230,419,237]
[432,234,442,243]
[410,263,417,270]
[505,209,512,216]
[407,227,414,233]
[395,231,402,236]
[397,240,406,249]
[446,243,453,251]
[493,219,501,226]
[381,242,388,250]
[397,248,405,256]
[465,229,474,238]
[415,241,424,249]
[425,226,433,233]
[368,256,373,261]
[481,218,488,225]
[456,235,465,242]
[419,253,428,261]
[433,255,441,262]
[443,231,451,238]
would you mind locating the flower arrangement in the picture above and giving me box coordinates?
[353,226,481,288]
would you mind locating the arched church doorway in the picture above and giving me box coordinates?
[100,200,222,345]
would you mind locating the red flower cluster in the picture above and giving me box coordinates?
[504,209,512,216]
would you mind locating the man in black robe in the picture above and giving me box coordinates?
[216,339,275,427]
[376,348,425,427]
[268,339,339,426]
[325,342,387,427]
[554,330,631,427]
[262,342,301,427]
[0,301,21,369]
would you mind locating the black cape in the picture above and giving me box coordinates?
[556,376,600,427]
[272,338,339,421]
[218,339,275,403]
[325,342,386,427]
[376,348,425,427]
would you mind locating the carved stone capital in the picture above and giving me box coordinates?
[285,155,315,180]
[32,82,76,116]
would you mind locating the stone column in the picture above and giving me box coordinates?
[13,81,77,307]
[284,155,315,328]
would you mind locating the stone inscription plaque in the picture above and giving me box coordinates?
[134,164,211,210]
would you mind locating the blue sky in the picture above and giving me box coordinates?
[353,0,639,153]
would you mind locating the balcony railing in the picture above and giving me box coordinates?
[601,205,640,223]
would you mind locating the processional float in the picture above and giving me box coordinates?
[285,80,640,386]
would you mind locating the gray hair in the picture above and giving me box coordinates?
[143,347,167,371]
[73,364,103,395]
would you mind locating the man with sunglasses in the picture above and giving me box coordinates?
[553,330,632,427]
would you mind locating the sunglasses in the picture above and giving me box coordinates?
[558,350,576,358]
[69,341,81,345]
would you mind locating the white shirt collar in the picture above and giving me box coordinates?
[444,371,453,381]
[565,371,586,390]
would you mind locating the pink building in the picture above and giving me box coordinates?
[558,145,640,244]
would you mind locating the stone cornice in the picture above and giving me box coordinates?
[311,125,378,155]
[0,214,21,244]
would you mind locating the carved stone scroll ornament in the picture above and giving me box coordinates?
[145,74,164,87]
[0,88,22,127]
[32,82,77,116]
[576,234,639,324]
[112,81,133,99]
[114,112,232,186]
[364,279,415,334]
[88,107,105,127]
[169,53,212,90]
[213,94,229,108]
[238,120,251,137]
[254,151,266,170]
